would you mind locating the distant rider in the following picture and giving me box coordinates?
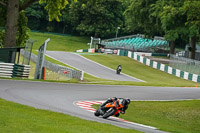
[116,65,122,74]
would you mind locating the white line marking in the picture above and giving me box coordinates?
[75,53,145,82]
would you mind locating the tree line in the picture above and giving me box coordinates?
[0,0,199,59]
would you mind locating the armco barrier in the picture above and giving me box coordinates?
[118,50,200,83]
[0,63,30,78]
[0,63,14,78]
[12,64,31,78]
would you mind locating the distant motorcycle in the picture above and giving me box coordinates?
[94,98,127,119]
[116,65,122,74]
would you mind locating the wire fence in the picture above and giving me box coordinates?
[169,54,200,75]
[21,50,83,80]
[22,39,34,65]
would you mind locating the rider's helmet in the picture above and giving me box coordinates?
[111,97,117,101]
[125,98,130,105]
[108,97,117,102]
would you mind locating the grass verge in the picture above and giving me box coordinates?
[29,32,90,51]
[0,98,140,133]
[82,54,200,87]
[93,100,200,133]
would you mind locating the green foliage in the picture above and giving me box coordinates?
[0,1,6,47]
[150,0,186,41]
[39,0,71,21]
[0,3,6,27]
[0,30,5,47]
[69,0,124,37]
[16,11,30,47]
[25,2,49,31]
[125,0,199,47]
[182,0,200,37]
[124,0,160,36]
[164,30,179,41]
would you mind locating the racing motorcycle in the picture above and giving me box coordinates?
[116,69,121,74]
[116,65,121,74]
[94,99,126,119]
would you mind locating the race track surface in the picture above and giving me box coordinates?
[1,79,200,133]
[46,51,143,82]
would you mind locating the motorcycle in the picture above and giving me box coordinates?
[116,69,121,74]
[94,99,125,119]
[116,65,121,74]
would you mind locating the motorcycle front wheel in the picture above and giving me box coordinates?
[94,108,101,116]
[102,108,115,119]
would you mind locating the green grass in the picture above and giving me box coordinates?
[0,98,140,133]
[93,100,200,133]
[82,54,199,87]
[29,32,90,51]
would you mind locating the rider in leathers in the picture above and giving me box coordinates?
[100,97,130,117]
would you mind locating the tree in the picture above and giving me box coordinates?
[0,0,7,46]
[124,0,161,37]
[69,0,124,38]
[182,0,200,59]
[25,2,48,31]
[124,0,196,55]
[0,0,71,48]
[152,0,187,54]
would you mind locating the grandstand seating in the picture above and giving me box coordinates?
[102,35,168,51]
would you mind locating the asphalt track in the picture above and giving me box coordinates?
[45,51,143,82]
[1,79,200,133]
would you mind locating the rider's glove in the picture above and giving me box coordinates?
[121,111,125,114]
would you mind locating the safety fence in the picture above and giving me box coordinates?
[0,63,30,78]
[169,54,200,75]
[21,50,84,80]
[117,49,200,83]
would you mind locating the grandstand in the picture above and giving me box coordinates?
[101,34,168,52]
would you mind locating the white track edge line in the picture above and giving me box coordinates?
[75,53,145,82]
